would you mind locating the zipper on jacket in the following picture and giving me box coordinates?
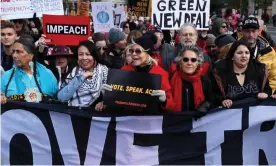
[186,89,189,111]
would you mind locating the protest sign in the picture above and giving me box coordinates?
[77,0,90,16]
[1,0,64,20]
[43,15,90,46]
[152,0,210,30]
[114,6,126,28]
[131,0,150,17]
[92,2,114,33]
[103,69,161,111]
[2,99,276,165]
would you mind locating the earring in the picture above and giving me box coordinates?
[29,61,34,73]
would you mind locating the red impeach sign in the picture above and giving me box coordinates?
[43,15,90,46]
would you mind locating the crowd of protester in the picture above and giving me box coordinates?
[1,9,276,113]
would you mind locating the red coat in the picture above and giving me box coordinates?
[121,64,175,112]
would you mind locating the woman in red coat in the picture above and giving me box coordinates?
[121,43,175,112]
[95,39,175,112]
[170,45,213,112]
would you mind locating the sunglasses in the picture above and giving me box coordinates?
[97,47,108,51]
[124,26,129,28]
[129,48,142,54]
[221,26,227,28]
[182,57,197,63]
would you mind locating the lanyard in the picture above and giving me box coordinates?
[253,46,258,59]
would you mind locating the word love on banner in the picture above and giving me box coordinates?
[152,0,210,30]
[1,100,276,165]
[103,69,161,111]
[1,0,64,20]
[43,15,90,46]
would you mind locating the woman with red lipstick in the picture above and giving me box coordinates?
[212,40,272,108]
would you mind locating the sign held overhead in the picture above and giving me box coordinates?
[152,0,210,30]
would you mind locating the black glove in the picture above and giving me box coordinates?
[195,101,210,120]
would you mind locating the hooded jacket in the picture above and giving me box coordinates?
[211,18,228,37]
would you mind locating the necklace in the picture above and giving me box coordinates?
[234,71,246,76]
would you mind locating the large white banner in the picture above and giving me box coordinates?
[92,2,114,33]
[151,0,210,30]
[1,100,276,165]
[1,0,64,20]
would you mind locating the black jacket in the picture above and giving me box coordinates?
[212,59,272,107]
[181,76,214,111]
[107,46,125,69]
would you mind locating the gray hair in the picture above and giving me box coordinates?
[175,45,204,67]
[179,23,198,36]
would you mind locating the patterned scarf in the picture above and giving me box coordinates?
[65,63,108,107]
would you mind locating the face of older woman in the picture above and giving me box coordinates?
[12,42,33,68]
[180,26,198,46]
[180,50,198,74]
[130,44,147,66]
[78,46,94,71]
[232,45,250,68]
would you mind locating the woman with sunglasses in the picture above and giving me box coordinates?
[120,40,175,112]
[92,32,111,67]
[212,40,272,108]
[211,18,229,37]
[170,46,212,112]
[96,38,175,112]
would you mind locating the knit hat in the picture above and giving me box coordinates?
[215,34,236,48]
[206,34,216,46]
[135,33,158,53]
[243,16,259,29]
[108,28,125,44]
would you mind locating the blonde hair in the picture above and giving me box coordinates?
[218,43,232,59]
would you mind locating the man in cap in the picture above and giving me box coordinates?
[240,16,276,94]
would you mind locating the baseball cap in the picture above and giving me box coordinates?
[243,16,259,29]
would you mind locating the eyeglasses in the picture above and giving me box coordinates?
[221,26,227,29]
[182,57,197,63]
[182,33,195,37]
[97,47,108,51]
[129,48,142,54]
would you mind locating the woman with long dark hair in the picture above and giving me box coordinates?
[213,40,272,108]
[57,40,108,107]
[1,36,58,104]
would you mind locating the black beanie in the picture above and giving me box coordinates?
[135,33,158,53]
[215,34,236,48]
